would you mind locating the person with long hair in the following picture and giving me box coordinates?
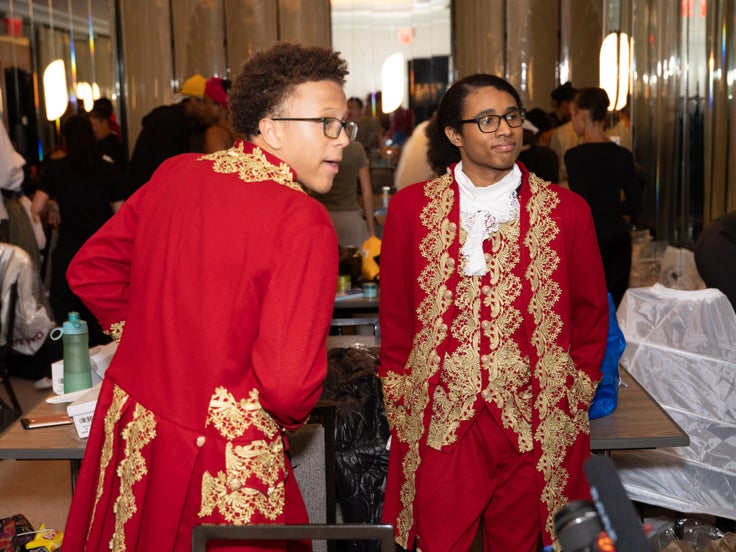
[31,114,125,344]
[565,87,641,307]
[378,73,609,551]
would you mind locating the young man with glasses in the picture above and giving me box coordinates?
[378,73,609,551]
[63,42,352,551]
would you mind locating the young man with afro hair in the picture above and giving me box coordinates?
[63,42,355,551]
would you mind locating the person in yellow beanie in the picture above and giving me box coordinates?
[125,73,216,195]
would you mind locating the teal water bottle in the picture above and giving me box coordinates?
[50,312,93,393]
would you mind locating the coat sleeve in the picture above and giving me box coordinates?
[66,185,148,335]
[378,190,417,407]
[564,194,609,387]
[251,217,338,429]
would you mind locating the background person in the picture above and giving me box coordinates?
[125,74,215,195]
[378,73,609,551]
[517,107,558,183]
[31,114,125,346]
[565,87,641,308]
[88,97,127,173]
[312,139,375,247]
[548,81,577,128]
[62,42,350,551]
[203,76,235,153]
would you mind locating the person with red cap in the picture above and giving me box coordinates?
[204,76,235,153]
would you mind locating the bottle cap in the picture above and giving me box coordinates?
[62,311,88,335]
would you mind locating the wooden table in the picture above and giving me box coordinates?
[333,292,379,315]
[0,396,84,489]
[589,368,689,452]
[0,368,688,493]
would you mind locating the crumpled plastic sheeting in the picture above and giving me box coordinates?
[613,284,736,520]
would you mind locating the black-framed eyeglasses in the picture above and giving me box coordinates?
[459,108,527,133]
[271,117,359,141]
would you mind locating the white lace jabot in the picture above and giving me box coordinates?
[455,163,521,276]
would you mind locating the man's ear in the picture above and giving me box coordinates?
[445,126,463,148]
[258,118,283,150]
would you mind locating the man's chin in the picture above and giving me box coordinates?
[302,178,335,195]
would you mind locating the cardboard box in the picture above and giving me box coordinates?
[66,383,101,438]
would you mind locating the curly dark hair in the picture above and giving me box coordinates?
[426,74,522,175]
[229,42,349,138]
[574,87,610,123]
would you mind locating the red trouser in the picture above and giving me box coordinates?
[413,408,542,552]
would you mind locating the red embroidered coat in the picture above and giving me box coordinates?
[378,163,609,549]
[63,141,338,551]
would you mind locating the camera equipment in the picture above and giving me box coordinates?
[553,500,606,552]
[553,455,653,551]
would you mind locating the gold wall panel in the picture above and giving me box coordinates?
[224,0,278,76]
[560,0,602,89]
[506,0,560,109]
[453,0,504,79]
[278,0,331,47]
[171,0,228,82]
[118,0,173,154]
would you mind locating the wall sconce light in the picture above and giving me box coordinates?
[75,81,101,112]
[43,59,69,121]
[381,52,405,114]
[599,32,630,111]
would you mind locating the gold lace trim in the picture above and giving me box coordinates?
[525,172,597,539]
[428,217,533,451]
[200,143,303,193]
[106,321,125,344]
[199,387,285,523]
[110,403,157,551]
[382,173,455,549]
[88,384,128,543]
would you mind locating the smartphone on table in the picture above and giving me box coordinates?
[20,414,73,429]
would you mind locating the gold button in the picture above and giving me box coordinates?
[481,321,491,330]
[448,222,457,232]
[482,285,491,295]
[446,258,455,267]
[229,478,241,491]
[443,289,453,300]
[439,323,448,334]
[196,435,206,447]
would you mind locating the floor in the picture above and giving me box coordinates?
[0,375,72,533]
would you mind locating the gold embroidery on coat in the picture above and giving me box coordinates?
[106,321,125,343]
[199,387,286,523]
[88,385,128,542]
[200,143,303,193]
[110,403,157,551]
[524,173,597,539]
[427,273,481,448]
[480,221,533,451]
[382,173,455,549]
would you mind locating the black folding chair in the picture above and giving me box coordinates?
[0,279,22,413]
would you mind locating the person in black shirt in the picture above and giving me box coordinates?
[31,114,126,343]
[518,107,558,182]
[88,97,127,173]
[565,87,641,306]
[125,74,215,195]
